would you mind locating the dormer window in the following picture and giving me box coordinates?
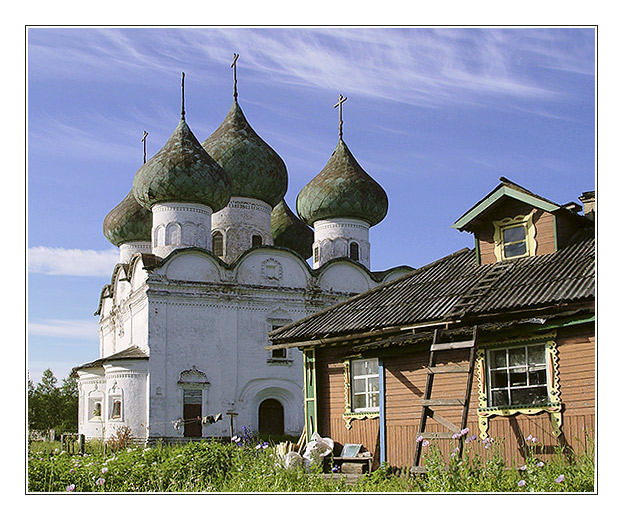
[502,225,527,258]
[493,214,536,262]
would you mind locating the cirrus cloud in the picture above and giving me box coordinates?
[28,246,118,277]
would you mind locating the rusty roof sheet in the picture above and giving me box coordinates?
[270,228,595,343]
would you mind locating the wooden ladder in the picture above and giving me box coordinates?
[412,325,479,473]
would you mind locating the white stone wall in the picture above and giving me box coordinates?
[119,241,151,263]
[77,361,148,441]
[313,218,371,269]
[77,369,106,441]
[152,202,212,258]
[211,197,273,264]
[85,246,404,443]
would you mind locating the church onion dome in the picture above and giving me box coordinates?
[103,189,152,247]
[271,199,314,259]
[202,100,288,208]
[132,117,231,211]
[296,138,388,227]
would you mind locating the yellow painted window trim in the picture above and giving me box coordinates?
[342,358,380,429]
[493,213,536,262]
[476,336,562,439]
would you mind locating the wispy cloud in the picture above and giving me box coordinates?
[28,27,595,111]
[28,246,118,277]
[29,318,98,340]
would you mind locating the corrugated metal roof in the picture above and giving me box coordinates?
[270,228,594,343]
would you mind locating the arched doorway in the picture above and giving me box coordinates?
[258,398,284,435]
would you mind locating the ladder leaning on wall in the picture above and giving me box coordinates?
[412,325,479,473]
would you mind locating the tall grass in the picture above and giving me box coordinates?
[27,434,594,493]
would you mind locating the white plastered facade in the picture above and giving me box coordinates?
[78,242,412,442]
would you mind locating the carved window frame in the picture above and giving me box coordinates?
[476,334,562,439]
[493,213,536,262]
[342,358,380,429]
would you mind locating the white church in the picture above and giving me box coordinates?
[74,60,411,443]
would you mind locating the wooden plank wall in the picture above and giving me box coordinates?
[477,201,556,265]
[314,325,595,470]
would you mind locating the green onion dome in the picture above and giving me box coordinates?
[296,138,388,227]
[133,117,231,211]
[202,100,288,208]
[271,199,314,259]
[103,189,152,247]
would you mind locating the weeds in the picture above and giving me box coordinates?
[27,430,594,493]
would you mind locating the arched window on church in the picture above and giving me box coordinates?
[349,242,360,261]
[212,231,224,257]
[252,234,263,247]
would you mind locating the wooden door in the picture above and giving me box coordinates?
[183,389,203,437]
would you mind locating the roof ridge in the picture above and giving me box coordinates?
[269,247,473,340]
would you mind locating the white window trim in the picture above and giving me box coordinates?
[350,358,380,413]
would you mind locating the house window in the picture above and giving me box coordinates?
[351,358,379,412]
[212,231,224,257]
[493,214,536,261]
[349,242,359,261]
[486,345,549,407]
[93,402,102,417]
[252,234,263,247]
[268,324,290,362]
[501,225,527,259]
[313,246,319,264]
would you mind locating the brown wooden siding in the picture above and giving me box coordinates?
[313,324,595,470]
[477,200,556,265]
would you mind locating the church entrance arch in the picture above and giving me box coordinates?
[258,398,284,435]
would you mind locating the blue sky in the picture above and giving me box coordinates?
[26,27,596,383]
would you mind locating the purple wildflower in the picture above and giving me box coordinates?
[416,435,423,443]
[101,467,108,474]
[66,484,75,492]
[518,480,526,487]
[537,461,544,467]
[466,435,477,443]
[95,477,105,486]
[460,428,469,435]
[422,440,430,447]
[555,474,565,483]
[452,432,460,439]
[519,465,527,471]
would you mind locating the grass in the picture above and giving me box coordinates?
[27,433,594,493]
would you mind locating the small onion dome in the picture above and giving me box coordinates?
[202,100,288,208]
[103,189,152,247]
[133,118,231,211]
[296,139,388,227]
[271,199,314,259]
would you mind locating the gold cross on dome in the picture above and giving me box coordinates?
[231,53,240,100]
[141,131,148,164]
[334,94,348,139]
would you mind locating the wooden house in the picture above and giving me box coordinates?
[268,178,595,470]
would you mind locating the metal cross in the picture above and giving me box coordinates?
[231,53,240,100]
[180,72,186,120]
[141,131,148,164]
[334,94,347,140]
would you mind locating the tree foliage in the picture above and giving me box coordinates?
[28,369,78,435]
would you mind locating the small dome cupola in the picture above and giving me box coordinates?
[296,94,388,269]
[103,188,152,263]
[296,138,388,227]
[132,73,232,258]
[202,54,287,263]
[271,199,314,260]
